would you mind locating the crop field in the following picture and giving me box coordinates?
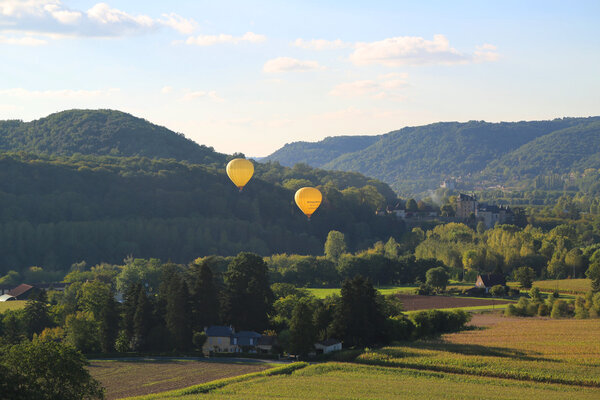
[353,314,600,387]
[396,294,513,311]
[0,300,26,312]
[532,279,591,294]
[307,286,417,298]
[150,363,600,400]
[88,358,272,400]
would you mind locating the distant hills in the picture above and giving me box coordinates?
[264,117,600,195]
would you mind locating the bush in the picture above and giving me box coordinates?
[537,303,550,316]
[550,300,568,318]
[508,288,521,297]
[489,285,505,297]
[385,316,415,341]
[409,309,471,339]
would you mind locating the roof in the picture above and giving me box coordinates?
[0,294,16,301]
[478,273,506,287]
[236,331,261,339]
[8,284,34,298]
[205,326,233,337]
[316,339,341,347]
[457,193,476,202]
[235,331,262,346]
[257,336,277,346]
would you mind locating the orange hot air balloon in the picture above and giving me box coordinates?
[295,187,322,219]
[226,158,254,191]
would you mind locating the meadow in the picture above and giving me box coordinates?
[307,286,417,299]
[0,300,26,312]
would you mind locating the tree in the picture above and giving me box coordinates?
[65,312,101,353]
[565,248,587,278]
[223,252,273,331]
[24,292,52,338]
[132,285,153,351]
[77,281,119,352]
[190,261,220,332]
[324,231,347,262]
[514,266,535,289]
[289,300,317,357]
[586,262,600,293]
[425,267,448,292]
[490,285,505,297]
[165,275,192,351]
[405,198,418,212]
[330,275,386,347]
[0,339,104,399]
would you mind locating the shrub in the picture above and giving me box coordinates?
[550,300,568,318]
[489,285,505,297]
[386,316,415,342]
[537,303,550,316]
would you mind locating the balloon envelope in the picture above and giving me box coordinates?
[295,187,322,219]
[226,158,254,191]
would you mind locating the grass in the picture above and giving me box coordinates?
[0,300,27,312]
[402,304,511,315]
[166,363,600,400]
[307,286,416,299]
[88,358,276,400]
[533,279,591,294]
[351,314,600,387]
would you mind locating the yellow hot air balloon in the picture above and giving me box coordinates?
[226,158,254,191]
[295,187,322,219]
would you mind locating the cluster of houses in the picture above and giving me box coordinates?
[202,325,341,356]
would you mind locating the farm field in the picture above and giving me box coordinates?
[0,300,26,312]
[154,363,600,400]
[88,358,272,400]
[396,294,513,311]
[533,279,591,294]
[307,286,416,299]
[353,313,600,387]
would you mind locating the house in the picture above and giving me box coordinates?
[476,204,513,229]
[0,294,16,302]
[8,284,43,300]
[475,273,506,293]
[202,326,263,354]
[314,339,342,354]
[256,335,278,354]
[203,326,238,354]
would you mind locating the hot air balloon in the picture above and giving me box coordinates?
[226,158,254,191]
[295,187,322,219]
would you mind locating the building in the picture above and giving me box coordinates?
[476,204,512,229]
[456,194,477,219]
[475,273,506,293]
[0,294,16,302]
[314,339,342,354]
[235,331,262,352]
[203,326,238,354]
[256,335,278,354]
[7,284,43,300]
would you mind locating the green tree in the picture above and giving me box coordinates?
[289,300,317,357]
[65,312,100,353]
[0,339,104,399]
[24,292,52,338]
[514,266,535,289]
[425,267,449,292]
[165,275,192,351]
[490,285,505,297]
[324,231,347,262]
[132,285,153,351]
[223,252,274,331]
[190,261,220,332]
[565,248,587,278]
[330,275,386,347]
[586,262,600,293]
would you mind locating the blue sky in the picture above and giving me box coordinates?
[1,1,599,156]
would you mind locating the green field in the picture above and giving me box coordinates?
[307,286,416,299]
[149,363,600,400]
[532,279,591,294]
[0,300,27,312]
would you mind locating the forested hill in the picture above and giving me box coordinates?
[263,135,379,168]
[264,117,600,195]
[0,109,226,166]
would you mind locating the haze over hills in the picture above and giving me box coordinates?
[264,117,600,195]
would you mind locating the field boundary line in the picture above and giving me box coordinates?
[121,362,308,400]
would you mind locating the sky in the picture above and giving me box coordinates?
[0,1,599,157]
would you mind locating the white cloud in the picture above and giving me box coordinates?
[292,38,350,50]
[0,87,120,98]
[330,73,408,99]
[0,34,46,45]
[0,0,198,43]
[182,90,224,102]
[474,43,500,62]
[263,57,321,73]
[350,34,469,66]
[185,31,266,46]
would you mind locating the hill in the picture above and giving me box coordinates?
[263,135,379,168]
[264,117,600,195]
[0,109,226,166]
